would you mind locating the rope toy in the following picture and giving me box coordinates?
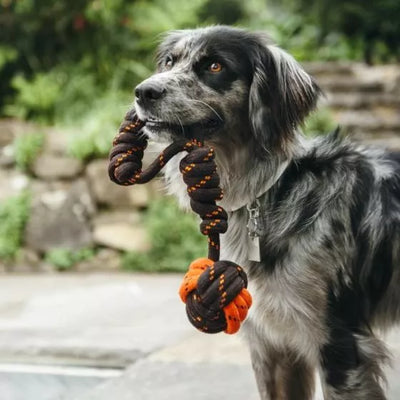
[108,109,252,334]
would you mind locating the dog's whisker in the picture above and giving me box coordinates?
[175,114,185,137]
[188,99,224,122]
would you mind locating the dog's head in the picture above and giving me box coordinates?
[134,26,321,155]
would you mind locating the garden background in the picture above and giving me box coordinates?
[0,0,399,272]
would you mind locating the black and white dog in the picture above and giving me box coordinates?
[134,26,400,400]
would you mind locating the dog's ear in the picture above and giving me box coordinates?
[249,42,322,151]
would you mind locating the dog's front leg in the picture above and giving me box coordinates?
[246,323,315,400]
[248,338,279,400]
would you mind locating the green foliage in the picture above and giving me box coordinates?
[0,192,30,262]
[123,197,207,273]
[131,0,207,37]
[242,1,364,62]
[66,90,130,160]
[13,131,45,172]
[199,0,245,25]
[303,108,337,137]
[5,72,63,122]
[44,247,95,271]
[1,0,136,119]
[265,0,400,63]
[0,45,17,70]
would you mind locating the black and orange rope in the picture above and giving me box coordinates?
[108,109,252,334]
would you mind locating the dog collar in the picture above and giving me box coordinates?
[225,160,289,213]
[224,160,289,263]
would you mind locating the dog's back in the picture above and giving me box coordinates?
[258,133,400,329]
[370,149,400,327]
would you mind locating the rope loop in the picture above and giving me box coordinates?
[108,111,146,185]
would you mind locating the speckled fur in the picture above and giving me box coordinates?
[134,26,399,400]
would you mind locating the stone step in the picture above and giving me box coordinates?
[32,155,84,180]
[326,93,400,110]
[85,159,158,208]
[318,76,385,94]
[304,62,355,78]
[336,111,400,133]
[350,132,400,150]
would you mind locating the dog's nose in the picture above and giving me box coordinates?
[135,82,166,104]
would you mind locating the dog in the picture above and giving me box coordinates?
[133,26,400,400]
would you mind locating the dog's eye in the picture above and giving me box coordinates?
[208,62,223,73]
[165,56,174,69]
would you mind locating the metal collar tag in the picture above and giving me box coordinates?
[247,199,261,262]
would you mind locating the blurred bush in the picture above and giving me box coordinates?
[44,247,95,271]
[122,197,207,272]
[303,108,336,137]
[269,0,400,64]
[13,131,45,172]
[243,5,365,62]
[66,90,129,161]
[0,192,30,261]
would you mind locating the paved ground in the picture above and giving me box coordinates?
[0,273,398,400]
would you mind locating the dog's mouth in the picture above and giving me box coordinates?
[145,116,224,140]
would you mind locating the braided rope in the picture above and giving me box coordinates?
[108,110,252,334]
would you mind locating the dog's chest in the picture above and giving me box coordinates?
[247,275,324,360]
[222,211,327,359]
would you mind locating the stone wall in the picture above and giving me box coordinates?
[306,62,400,146]
[0,121,163,272]
[0,62,399,272]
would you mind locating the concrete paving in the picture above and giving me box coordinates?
[0,273,193,367]
[0,364,117,400]
[0,273,398,400]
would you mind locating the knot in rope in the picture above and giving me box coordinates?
[179,258,252,334]
[108,109,252,335]
[179,148,228,236]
